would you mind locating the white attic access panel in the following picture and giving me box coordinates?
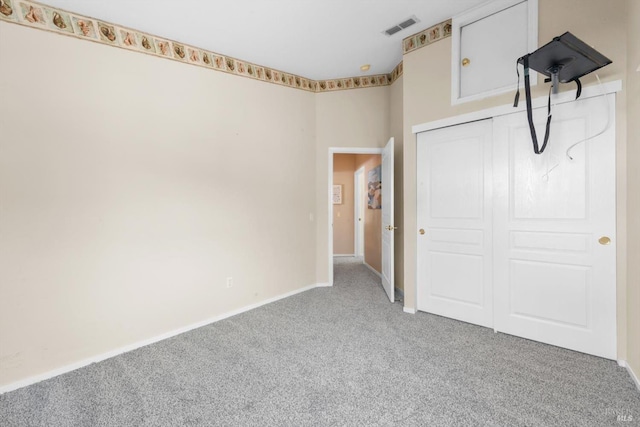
[452,0,538,104]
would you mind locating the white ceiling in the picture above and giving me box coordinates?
[39,0,487,80]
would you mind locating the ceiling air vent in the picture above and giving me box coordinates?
[383,15,420,36]
[385,25,403,36]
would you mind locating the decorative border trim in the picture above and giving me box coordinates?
[390,61,403,83]
[0,0,416,92]
[315,74,391,92]
[0,282,329,394]
[403,19,452,54]
[0,0,319,90]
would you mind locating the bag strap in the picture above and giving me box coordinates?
[514,55,553,155]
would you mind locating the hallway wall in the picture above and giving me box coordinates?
[355,154,383,274]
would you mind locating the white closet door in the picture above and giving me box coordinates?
[417,120,494,328]
[493,94,617,359]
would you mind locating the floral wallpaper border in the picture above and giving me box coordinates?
[0,0,449,92]
[403,19,452,55]
[390,61,403,83]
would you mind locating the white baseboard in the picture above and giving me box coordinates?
[363,261,382,278]
[403,306,417,314]
[618,360,640,392]
[0,282,325,395]
[333,254,355,257]
[315,282,332,287]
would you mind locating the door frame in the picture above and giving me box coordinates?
[328,147,383,286]
[354,166,366,258]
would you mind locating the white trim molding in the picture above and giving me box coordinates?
[333,254,356,257]
[414,80,622,134]
[0,282,328,395]
[363,261,382,278]
[403,306,417,314]
[315,282,333,287]
[618,360,640,392]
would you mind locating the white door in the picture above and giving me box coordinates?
[355,167,365,257]
[381,138,395,303]
[492,94,617,359]
[417,120,494,328]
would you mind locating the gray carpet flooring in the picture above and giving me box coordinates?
[1,257,639,426]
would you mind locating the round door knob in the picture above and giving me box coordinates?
[599,236,611,245]
[462,58,471,67]
[419,229,425,235]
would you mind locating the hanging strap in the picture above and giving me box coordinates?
[513,61,521,107]
[514,55,552,155]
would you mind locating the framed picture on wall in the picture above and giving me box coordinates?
[332,184,343,204]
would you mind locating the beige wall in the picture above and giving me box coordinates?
[333,154,356,255]
[315,88,390,284]
[402,0,631,359]
[390,76,404,292]
[626,0,640,378]
[0,23,317,387]
[0,21,394,388]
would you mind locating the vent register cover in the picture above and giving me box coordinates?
[383,15,420,36]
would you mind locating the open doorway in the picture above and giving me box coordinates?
[332,153,381,274]
[328,143,394,302]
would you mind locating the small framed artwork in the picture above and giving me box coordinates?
[332,184,343,204]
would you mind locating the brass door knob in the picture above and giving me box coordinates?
[462,58,470,67]
[419,229,425,235]
[599,236,611,245]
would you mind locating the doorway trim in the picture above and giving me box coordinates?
[328,147,383,286]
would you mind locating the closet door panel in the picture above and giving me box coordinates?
[417,119,494,328]
[493,94,616,359]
